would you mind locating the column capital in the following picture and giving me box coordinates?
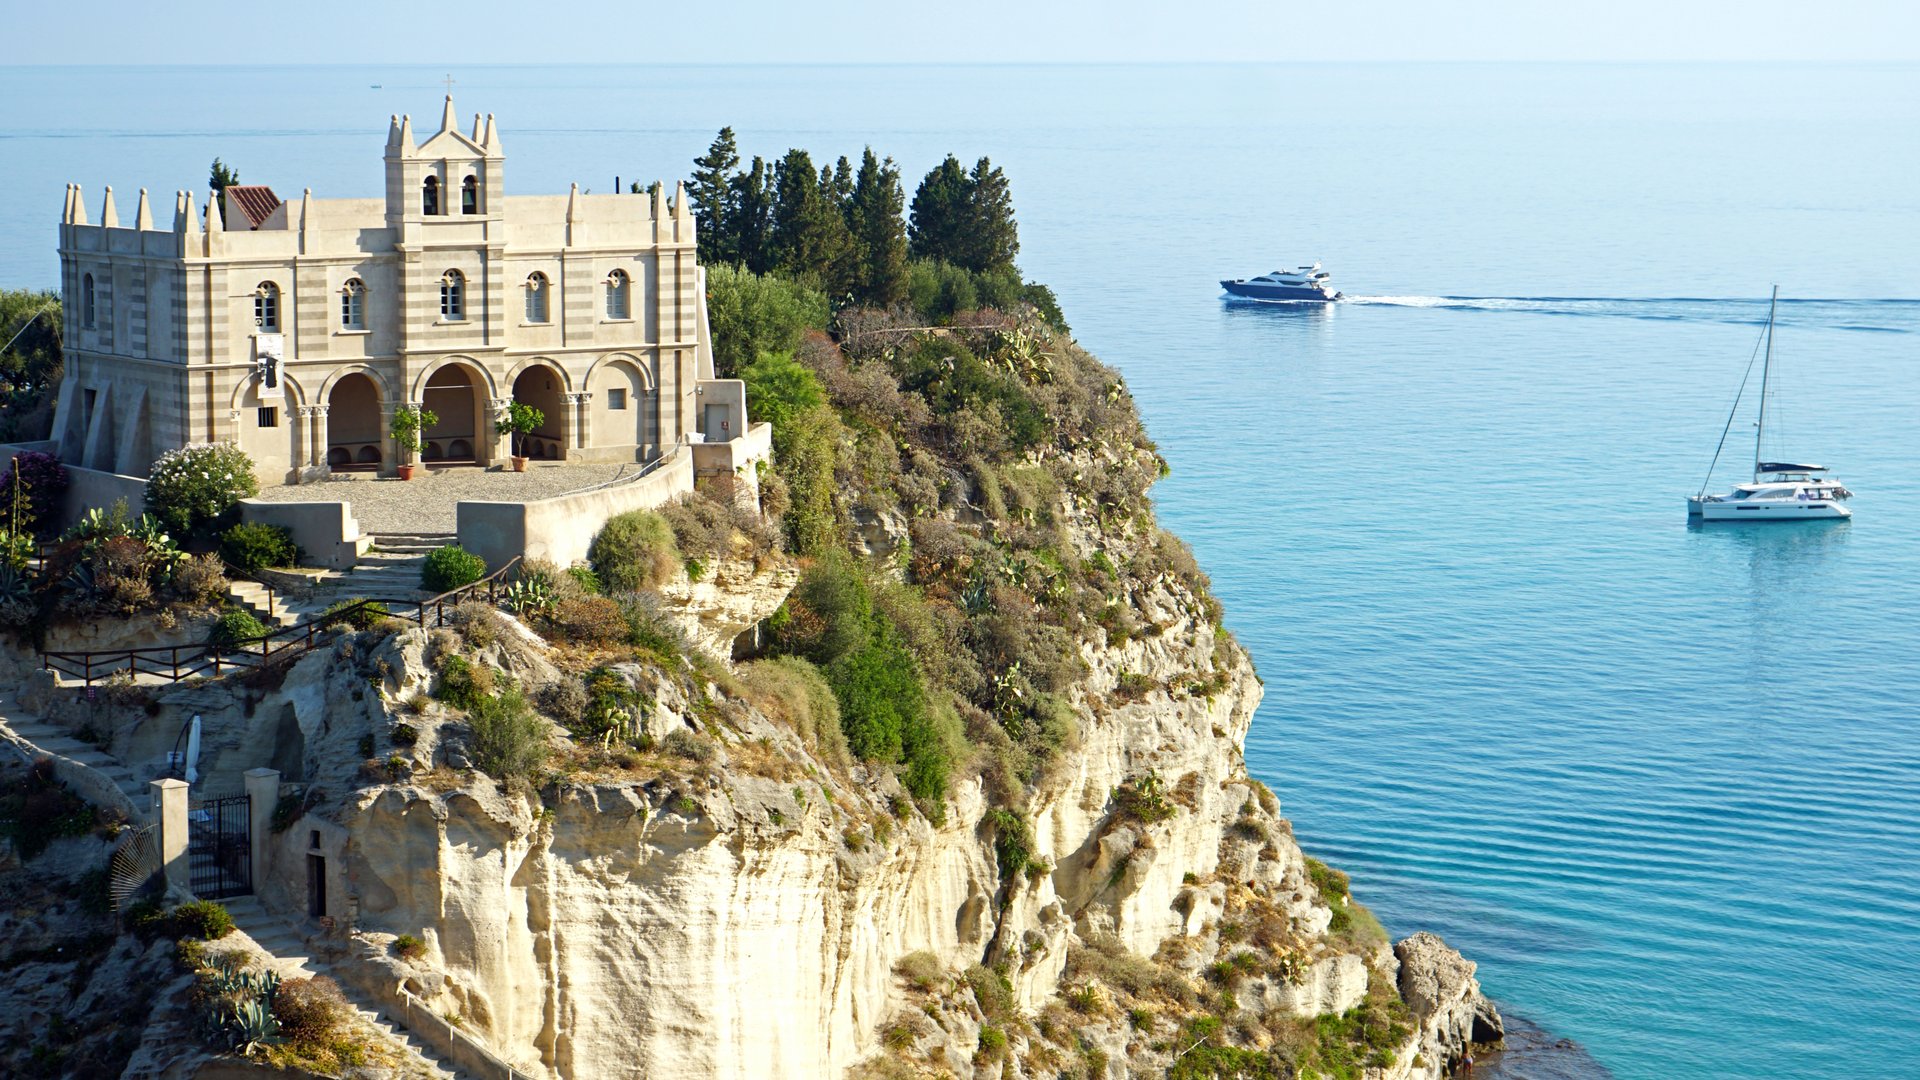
[564,391,592,404]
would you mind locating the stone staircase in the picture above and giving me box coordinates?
[222,531,455,631]
[223,895,468,1080]
[0,689,150,822]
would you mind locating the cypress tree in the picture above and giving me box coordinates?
[731,156,776,275]
[690,127,741,265]
[908,155,970,266]
[772,149,855,296]
[848,149,909,308]
[962,156,1020,275]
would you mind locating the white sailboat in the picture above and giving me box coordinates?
[1687,287,1852,522]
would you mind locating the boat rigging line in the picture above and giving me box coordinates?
[1697,293,1773,498]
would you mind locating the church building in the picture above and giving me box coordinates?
[52,98,742,484]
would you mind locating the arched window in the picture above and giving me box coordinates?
[82,273,96,328]
[422,175,440,215]
[605,269,630,320]
[254,282,280,331]
[461,176,479,215]
[525,273,550,323]
[440,270,465,320]
[340,279,366,330]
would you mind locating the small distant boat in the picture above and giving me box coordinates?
[1221,263,1342,302]
[1689,287,1852,521]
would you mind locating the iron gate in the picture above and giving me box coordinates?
[188,794,252,899]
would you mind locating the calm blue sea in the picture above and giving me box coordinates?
[3,63,1917,1080]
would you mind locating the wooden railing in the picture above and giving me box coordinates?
[40,556,524,686]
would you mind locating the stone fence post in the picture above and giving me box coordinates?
[150,778,189,894]
[245,768,280,895]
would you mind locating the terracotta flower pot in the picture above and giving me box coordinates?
[511,456,529,473]
[397,464,416,481]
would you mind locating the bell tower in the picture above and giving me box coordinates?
[383,96,504,228]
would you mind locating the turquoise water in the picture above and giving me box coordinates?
[4,63,1918,1079]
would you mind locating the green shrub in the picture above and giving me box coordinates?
[391,934,427,960]
[549,595,629,646]
[320,598,389,631]
[739,350,827,434]
[975,1025,1007,1061]
[588,510,679,592]
[565,565,602,595]
[1113,770,1178,824]
[467,684,549,780]
[894,950,945,993]
[986,808,1036,884]
[219,521,298,571]
[172,551,230,604]
[145,443,259,541]
[434,654,493,710]
[421,545,486,593]
[207,608,269,650]
[271,975,353,1050]
[172,899,235,940]
[662,729,713,762]
[1305,856,1350,901]
[737,657,849,769]
[705,263,831,376]
[175,937,207,971]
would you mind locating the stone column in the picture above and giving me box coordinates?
[299,404,329,476]
[565,391,591,456]
[151,778,190,895]
[488,396,512,464]
[244,768,279,895]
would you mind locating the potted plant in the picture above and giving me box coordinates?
[389,405,438,480]
[495,402,544,473]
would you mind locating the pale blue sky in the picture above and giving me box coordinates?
[10,0,1919,63]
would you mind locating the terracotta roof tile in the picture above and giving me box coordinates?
[225,185,281,228]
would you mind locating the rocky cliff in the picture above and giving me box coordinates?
[274,475,1498,1077]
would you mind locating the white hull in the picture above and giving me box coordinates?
[1689,497,1851,521]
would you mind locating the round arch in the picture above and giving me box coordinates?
[228,369,308,413]
[505,356,575,394]
[230,371,307,483]
[411,355,498,403]
[509,360,569,460]
[582,352,659,460]
[582,351,656,394]
[415,358,492,466]
[318,363,395,405]
[326,371,386,470]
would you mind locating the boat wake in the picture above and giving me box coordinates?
[1338,294,1920,333]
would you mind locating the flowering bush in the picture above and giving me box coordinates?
[0,451,70,537]
[145,444,259,541]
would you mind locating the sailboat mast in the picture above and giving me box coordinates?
[1753,285,1778,483]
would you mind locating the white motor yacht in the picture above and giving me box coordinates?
[1689,287,1853,522]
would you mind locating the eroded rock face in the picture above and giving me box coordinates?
[286,487,1491,1080]
[1396,931,1505,1074]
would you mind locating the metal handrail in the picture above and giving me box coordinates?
[39,555,524,686]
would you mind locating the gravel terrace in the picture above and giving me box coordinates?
[252,462,638,534]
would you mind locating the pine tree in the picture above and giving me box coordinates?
[690,127,741,265]
[847,149,909,308]
[731,156,777,275]
[908,155,970,266]
[962,156,1020,275]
